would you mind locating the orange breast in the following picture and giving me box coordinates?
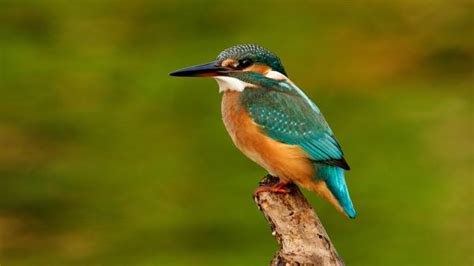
[221,91,316,184]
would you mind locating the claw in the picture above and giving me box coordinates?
[253,180,292,196]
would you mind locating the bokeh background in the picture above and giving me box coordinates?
[1,0,473,265]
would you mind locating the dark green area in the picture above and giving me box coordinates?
[0,1,472,265]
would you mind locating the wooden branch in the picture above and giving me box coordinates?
[253,175,345,266]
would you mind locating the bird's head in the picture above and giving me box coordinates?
[170,44,288,92]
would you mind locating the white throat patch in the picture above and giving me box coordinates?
[214,76,255,93]
[214,70,288,93]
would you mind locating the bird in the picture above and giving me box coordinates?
[170,44,356,219]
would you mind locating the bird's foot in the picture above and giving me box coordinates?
[253,179,292,196]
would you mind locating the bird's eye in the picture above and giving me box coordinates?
[237,58,253,69]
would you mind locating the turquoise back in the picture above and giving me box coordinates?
[239,74,349,170]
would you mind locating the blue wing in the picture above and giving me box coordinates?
[241,80,350,170]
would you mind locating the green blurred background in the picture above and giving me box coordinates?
[0,0,473,265]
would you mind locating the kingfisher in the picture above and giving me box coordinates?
[170,44,356,219]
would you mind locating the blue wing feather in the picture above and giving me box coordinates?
[242,80,350,170]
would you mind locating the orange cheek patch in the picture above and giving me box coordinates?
[244,64,271,75]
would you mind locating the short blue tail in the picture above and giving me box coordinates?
[316,164,357,219]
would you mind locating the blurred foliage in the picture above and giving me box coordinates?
[0,0,473,265]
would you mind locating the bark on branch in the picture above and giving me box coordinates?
[253,175,345,266]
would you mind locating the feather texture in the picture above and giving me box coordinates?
[241,80,350,170]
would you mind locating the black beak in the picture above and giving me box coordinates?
[169,60,231,77]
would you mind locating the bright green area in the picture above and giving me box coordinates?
[0,1,472,265]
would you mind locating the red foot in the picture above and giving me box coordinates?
[253,180,292,196]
